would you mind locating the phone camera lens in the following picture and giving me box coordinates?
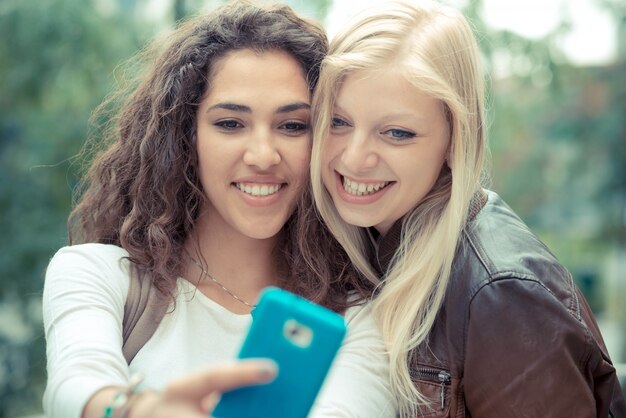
[283,319,313,348]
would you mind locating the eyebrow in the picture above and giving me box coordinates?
[207,103,251,113]
[206,102,310,115]
[275,102,310,114]
[334,104,428,124]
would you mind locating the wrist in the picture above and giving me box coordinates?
[122,390,160,418]
[101,374,146,418]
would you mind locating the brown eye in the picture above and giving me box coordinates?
[278,120,308,137]
[214,119,243,130]
[281,121,308,132]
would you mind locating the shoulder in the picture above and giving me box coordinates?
[48,243,130,272]
[45,243,132,297]
[343,300,374,324]
[342,300,384,342]
[458,192,574,298]
[442,191,582,332]
[462,191,564,276]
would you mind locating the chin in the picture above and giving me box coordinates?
[249,230,283,240]
[241,223,285,240]
[337,209,376,229]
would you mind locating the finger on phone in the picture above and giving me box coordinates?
[164,359,278,402]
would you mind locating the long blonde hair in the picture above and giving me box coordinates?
[311,1,486,414]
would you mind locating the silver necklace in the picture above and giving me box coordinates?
[189,256,256,309]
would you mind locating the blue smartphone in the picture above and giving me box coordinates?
[212,287,347,418]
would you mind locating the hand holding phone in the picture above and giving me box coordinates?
[212,287,347,418]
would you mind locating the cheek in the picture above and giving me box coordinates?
[196,140,233,183]
[320,137,339,168]
[320,160,336,192]
[197,140,217,165]
[285,141,311,180]
[195,144,210,177]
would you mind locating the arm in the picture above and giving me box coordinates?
[464,278,601,417]
[43,244,277,418]
[309,302,397,418]
[43,244,131,418]
[82,360,276,418]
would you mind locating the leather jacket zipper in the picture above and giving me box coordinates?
[413,368,451,410]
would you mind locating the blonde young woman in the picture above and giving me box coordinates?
[310,0,626,416]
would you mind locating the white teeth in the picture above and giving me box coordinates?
[236,183,282,197]
[342,177,388,196]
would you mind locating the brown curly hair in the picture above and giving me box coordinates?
[69,0,373,312]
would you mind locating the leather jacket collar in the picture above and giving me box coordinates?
[371,189,488,275]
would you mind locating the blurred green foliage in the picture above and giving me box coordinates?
[0,0,624,415]
[464,0,626,301]
[0,0,145,415]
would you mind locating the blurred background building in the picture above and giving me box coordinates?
[1,0,624,416]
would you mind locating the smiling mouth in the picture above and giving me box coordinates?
[234,182,284,197]
[341,176,391,196]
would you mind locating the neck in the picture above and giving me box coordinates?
[184,211,283,313]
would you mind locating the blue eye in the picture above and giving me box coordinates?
[214,119,243,130]
[384,128,416,140]
[331,117,349,128]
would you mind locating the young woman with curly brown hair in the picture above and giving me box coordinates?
[42,2,395,417]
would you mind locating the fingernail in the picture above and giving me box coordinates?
[257,360,278,378]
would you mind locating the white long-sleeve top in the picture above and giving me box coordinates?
[43,244,396,418]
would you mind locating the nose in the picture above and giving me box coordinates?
[243,129,281,170]
[340,131,379,173]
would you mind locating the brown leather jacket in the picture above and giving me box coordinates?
[373,191,626,417]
